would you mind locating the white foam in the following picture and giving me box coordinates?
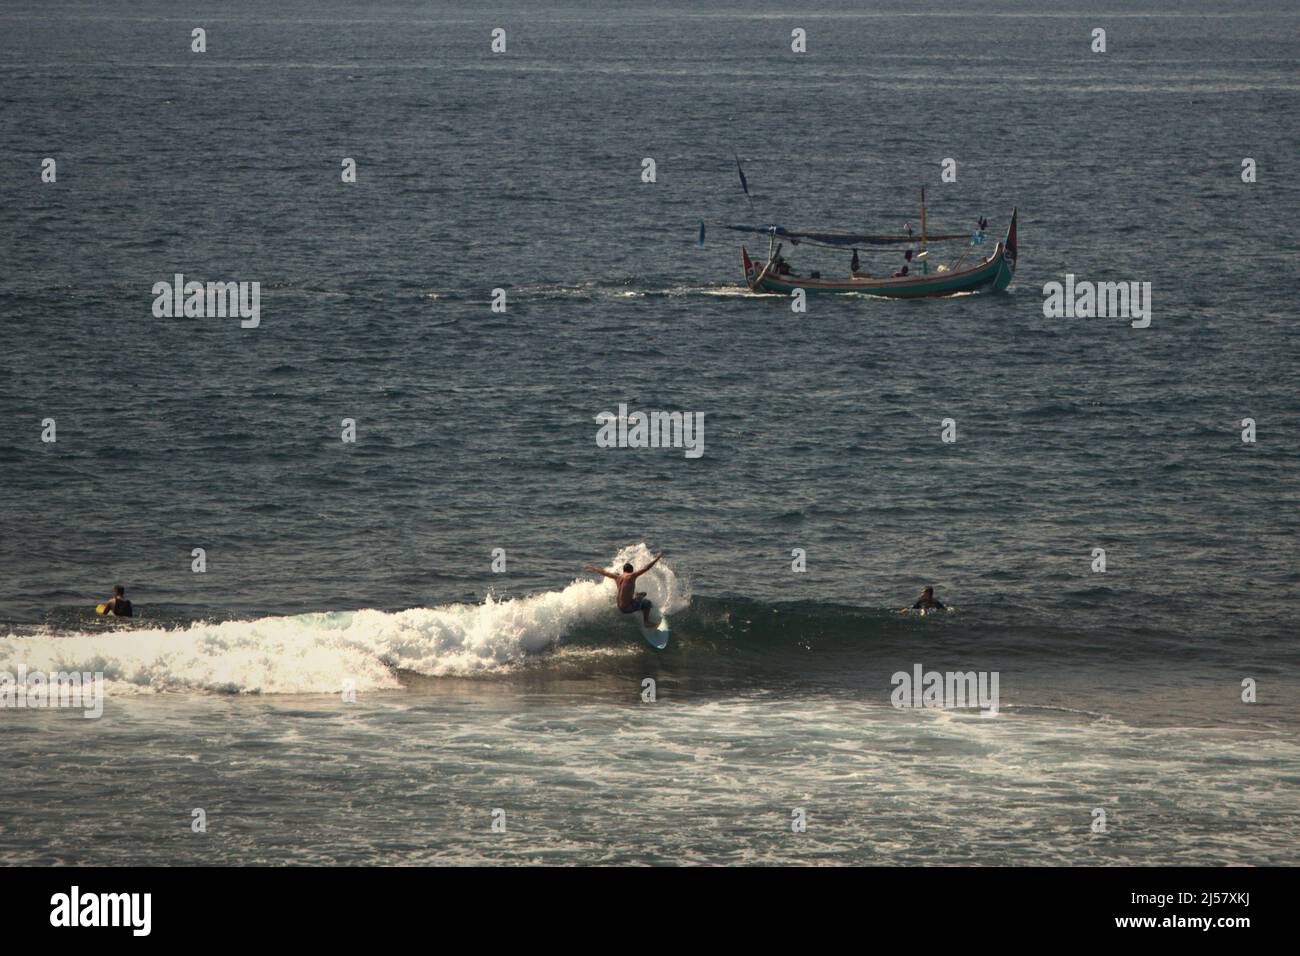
[0,548,691,695]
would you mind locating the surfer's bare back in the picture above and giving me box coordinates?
[585,552,663,627]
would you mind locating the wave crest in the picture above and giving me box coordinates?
[0,545,691,694]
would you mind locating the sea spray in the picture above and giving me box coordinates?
[610,542,692,615]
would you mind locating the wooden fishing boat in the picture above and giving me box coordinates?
[699,160,1018,299]
[738,205,1017,298]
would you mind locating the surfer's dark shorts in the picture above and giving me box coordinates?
[621,597,651,614]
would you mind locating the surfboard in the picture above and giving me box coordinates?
[640,612,670,650]
[95,603,112,616]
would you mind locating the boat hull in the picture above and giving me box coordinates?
[744,242,1013,297]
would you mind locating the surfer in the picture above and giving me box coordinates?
[102,585,133,617]
[908,586,945,612]
[584,552,663,627]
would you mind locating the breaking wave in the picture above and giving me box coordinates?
[0,544,690,695]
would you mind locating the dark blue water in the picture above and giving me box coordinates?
[1,0,1297,864]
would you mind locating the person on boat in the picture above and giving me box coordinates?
[102,585,133,617]
[774,255,792,276]
[892,249,913,279]
[850,249,861,274]
[908,586,945,612]
[584,552,663,628]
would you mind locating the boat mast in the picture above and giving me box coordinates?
[920,187,927,253]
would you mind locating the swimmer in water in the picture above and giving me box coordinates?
[907,586,945,612]
[102,585,133,617]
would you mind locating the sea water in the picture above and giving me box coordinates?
[1,0,1297,864]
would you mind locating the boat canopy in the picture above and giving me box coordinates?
[724,223,969,248]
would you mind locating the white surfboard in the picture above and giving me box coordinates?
[640,611,670,649]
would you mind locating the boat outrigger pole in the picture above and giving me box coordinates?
[700,153,758,247]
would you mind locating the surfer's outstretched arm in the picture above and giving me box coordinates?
[584,564,617,579]
[631,552,663,578]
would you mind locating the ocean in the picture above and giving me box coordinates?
[1,0,1297,865]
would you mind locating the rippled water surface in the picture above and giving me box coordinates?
[1,0,1297,864]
